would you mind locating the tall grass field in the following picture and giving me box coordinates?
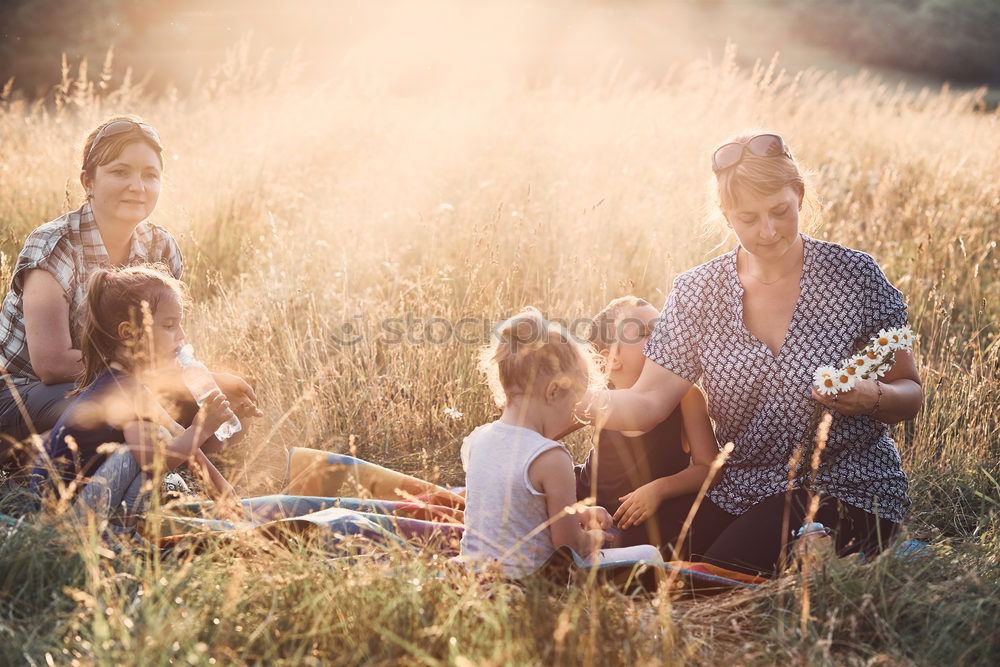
[1,41,998,665]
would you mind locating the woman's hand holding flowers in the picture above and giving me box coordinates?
[810,326,914,420]
[811,379,880,416]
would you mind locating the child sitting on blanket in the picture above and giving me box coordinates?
[576,296,719,557]
[32,265,239,525]
[459,308,660,577]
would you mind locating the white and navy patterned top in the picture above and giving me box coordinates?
[644,235,910,524]
[0,202,183,385]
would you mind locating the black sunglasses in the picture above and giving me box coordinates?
[712,133,792,173]
[85,120,162,164]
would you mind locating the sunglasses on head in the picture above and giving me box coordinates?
[711,133,792,173]
[85,120,162,164]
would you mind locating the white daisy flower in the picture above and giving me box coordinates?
[841,361,862,379]
[874,328,902,353]
[860,346,884,365]
[895,325,916,350]
[813,365,840,396]
[832,369,858,393]
[842,354,876,379]
[443,407,463,420]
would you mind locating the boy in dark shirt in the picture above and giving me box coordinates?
[575,297,719,557]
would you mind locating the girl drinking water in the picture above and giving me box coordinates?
[459,308,660,578]
[32,265,239,524]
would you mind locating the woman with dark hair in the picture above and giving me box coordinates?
[584,132,923,576]
[0,116,258,453]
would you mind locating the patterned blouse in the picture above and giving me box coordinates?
[644,235,910,524]
[0,202,183,385]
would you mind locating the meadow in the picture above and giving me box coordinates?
[1,43,998,665]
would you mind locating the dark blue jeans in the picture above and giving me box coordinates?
[0,379,74,441]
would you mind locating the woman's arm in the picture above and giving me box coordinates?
[811,350,922,423]
[614,387,718,529]
[142,366,262,423]
[529,448,606,559]
[587,358,693,433]
[21,269,82,384]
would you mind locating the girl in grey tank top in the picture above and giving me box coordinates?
[459,309,661,578]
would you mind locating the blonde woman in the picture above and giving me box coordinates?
[585,133,923,576]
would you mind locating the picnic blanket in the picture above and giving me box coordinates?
[150,494,463,552]
[149,492,764,595]
[276,449,764,592]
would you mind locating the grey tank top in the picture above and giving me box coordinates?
[459,421,569,578]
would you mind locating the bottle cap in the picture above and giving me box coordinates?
[176,343,196,367]
[796,522,829,538]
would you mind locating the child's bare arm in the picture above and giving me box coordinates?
[679,385,718,470]
[614,387,718,530]
[577,505,613,531]
[529,448,606,559]
[122,391,231,471]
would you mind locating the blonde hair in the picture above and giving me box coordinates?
[588,296,652,353]
[479,308,603,408]
[709,130,821,236]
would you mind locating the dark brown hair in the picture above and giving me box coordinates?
[76,264,188,392]
[81,115,164,183]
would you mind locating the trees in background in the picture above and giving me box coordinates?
[1,0,998,97]
[792,0,1000,84]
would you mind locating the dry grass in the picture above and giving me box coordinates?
[1,39,998,665]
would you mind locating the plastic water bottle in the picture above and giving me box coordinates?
[795,521,834,562]
[176,344,241,441]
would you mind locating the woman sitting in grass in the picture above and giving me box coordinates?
[0,116,258,461]
[32,265,240,525]
[582,132,923,576]
[458,308,661,578]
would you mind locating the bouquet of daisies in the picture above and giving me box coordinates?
[812,326,916,397]
[795,325,917,486]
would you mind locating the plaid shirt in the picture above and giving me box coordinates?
[0,203,183,385]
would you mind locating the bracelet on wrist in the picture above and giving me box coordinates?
[868,379,883,416]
